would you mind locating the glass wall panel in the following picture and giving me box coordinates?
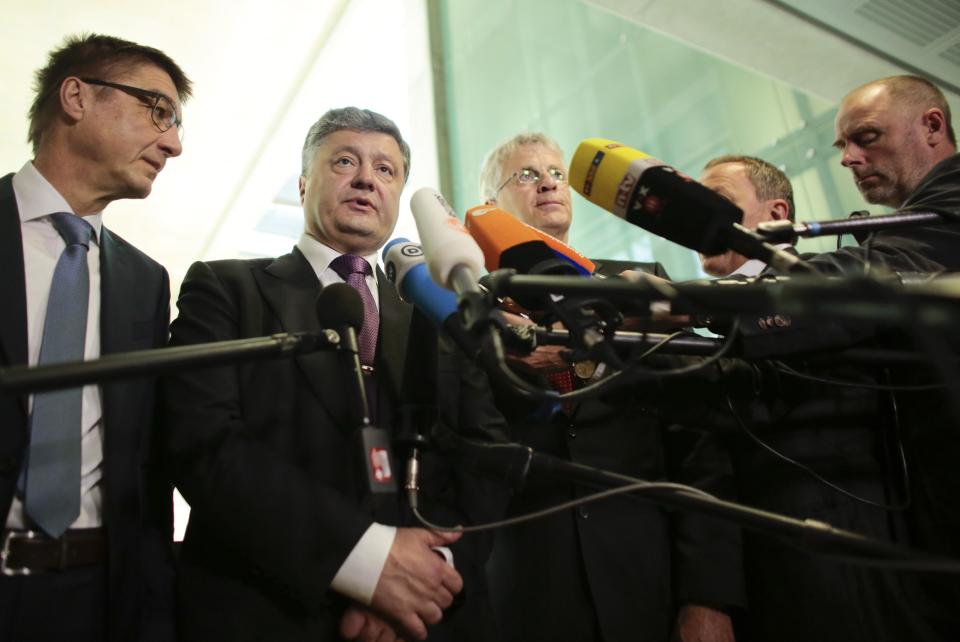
[438,0,875,280]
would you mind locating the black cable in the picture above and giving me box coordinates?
[883,379,912,511]
[614,318,742,381]
[491,318,742,403]
[723,394,910,511]
[630,330,685,362]
[773,360,944,391]
[409,481,714,534]
[408,471,960,573]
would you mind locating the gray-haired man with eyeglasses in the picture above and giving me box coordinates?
[0,33,191,642]
[479,133,744,642]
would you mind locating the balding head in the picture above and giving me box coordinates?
[834,75,956,208]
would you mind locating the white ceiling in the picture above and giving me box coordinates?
[588,0,960,111]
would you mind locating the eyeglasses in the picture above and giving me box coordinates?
[495,166,567,197]
[81,78,183,140]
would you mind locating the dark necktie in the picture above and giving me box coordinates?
[329,254,379,366]
[25,212,94,537]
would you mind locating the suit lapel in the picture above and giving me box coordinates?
[256,249,351,426]
[0,174,29,419]
[376,265,411,402]
[98,227,143,499]
[99,227,137,357]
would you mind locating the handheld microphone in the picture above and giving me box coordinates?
[464,205,594,276]
[315,283,397,494]
[315,283,369,424]
[382,238,486,362]
[568,139,801,272]
[529,223,596,275]
[410,187,486,297]
[463,207,623,366]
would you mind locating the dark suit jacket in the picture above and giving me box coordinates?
[0,173,175,642]
[162,248,503,641]
[486,259,744,642]
[691,155,960,641]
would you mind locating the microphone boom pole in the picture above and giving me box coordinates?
[1,330,340,393]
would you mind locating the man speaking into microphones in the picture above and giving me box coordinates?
[475,133,743,642]
[161,108,504,642]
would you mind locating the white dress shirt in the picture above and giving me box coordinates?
[5,161,104,531]
[295,233,454,603]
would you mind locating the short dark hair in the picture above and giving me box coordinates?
[862,75,956,146]
[704,154,796,222]
[301,107,411,182]
[28,33,193,154]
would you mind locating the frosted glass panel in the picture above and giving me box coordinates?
[437,0,872,280]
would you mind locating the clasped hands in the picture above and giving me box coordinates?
[339,527,462,642]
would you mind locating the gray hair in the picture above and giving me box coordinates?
[301,107,411,181]
[479,132,564,202]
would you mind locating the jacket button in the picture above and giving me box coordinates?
[577,506,589,519]
[567,428,577,439]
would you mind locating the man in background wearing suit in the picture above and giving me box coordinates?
[478,133,743,642]
[833,75,960,641]
[163,107,503,642]
[694,155,927,642]
[0,33,191,641]
[698,155,795,278]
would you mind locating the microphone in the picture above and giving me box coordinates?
[315,283,397,494]
[463,206,623,366]
[315,283,369,424]
[409,187,486,297]
[464,204,593,276]
[568,138,801,272]
[382,237,486,362]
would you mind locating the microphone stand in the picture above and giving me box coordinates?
[485,271,960,330]
[0,331,340,393]
[756,210,955,244]
[523,326,935,366]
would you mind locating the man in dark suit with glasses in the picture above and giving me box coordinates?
[0,33,191,642]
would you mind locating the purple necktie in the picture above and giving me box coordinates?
[329,254,379,366]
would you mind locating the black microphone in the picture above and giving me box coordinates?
[569,138,803,273]
[315,283,369,424]
[315,283,396,494]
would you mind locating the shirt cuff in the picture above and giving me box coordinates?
[330,523,397,605]
[432,545,454,567]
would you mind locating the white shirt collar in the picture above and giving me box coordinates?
[727,243,793,278]
[12,161,103,241]
[296,232,379,281]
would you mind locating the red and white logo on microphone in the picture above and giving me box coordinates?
[370,447,393,483]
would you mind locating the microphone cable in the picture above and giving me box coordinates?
[722,383,911,512]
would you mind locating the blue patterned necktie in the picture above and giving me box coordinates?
[329,254,379,366]
[24,212,94,537]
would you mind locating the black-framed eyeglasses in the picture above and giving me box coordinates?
[495,166,567,197]
[81,78,183,139]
